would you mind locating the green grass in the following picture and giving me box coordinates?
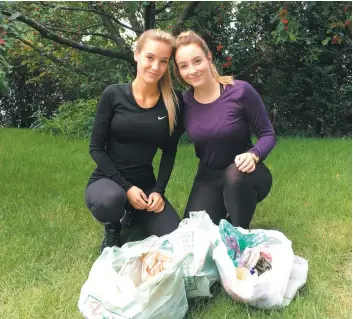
[0,128,351,319]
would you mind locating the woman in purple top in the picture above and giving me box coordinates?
[174,31,276,228]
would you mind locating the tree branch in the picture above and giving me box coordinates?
[156,15,178,22]
[2,10,135,64]
[172,2,201,36]
[144,2,156,30]
[79,23,104,31]
[155,2,173,15]
[126,11,143,36]
[17,37,91,77]
[40,3,143,33]
[97,9,125,46]
[46,27,115,40]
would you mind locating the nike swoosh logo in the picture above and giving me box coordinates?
[158,116,167,120]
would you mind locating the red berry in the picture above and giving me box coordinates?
[226,56,232,62]
[0,38,5,46]
[282,19,288,25]
[284,25,288,31]
[345,20,351,27]
[216,44,223,51]
[278,9,288,16]
[222,62,231,68]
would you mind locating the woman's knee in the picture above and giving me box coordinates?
[223,163,247,188]
[85,182,127,223]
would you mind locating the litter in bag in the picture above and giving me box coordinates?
[78,237,190,319]
[214,223,308,309]
[156,211,220,299]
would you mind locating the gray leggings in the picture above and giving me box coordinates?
[84,178,180,237]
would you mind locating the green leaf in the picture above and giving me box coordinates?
[290,19,300,30]
[0,54,11,68]
[322,37,330,45]
[289,32,297,41]
[276,21,284,32]
[279,29,288,39]
[270,14,279,24]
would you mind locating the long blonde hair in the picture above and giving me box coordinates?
[174,30,234,88]
[136,29,179,135]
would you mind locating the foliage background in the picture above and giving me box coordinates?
[0,1,351,137]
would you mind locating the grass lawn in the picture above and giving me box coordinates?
[0,128,351,319]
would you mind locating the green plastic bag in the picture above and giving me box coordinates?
[219,219,269,266]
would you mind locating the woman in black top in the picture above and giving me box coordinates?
[85,30,184,252]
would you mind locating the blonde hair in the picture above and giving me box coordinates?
[136,29,179,135]
[174,30,234,87]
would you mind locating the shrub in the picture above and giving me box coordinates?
[32,99,98,138]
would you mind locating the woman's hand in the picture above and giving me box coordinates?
[234,152,259,173]
[147,192,165,213]
[126,186,148,210]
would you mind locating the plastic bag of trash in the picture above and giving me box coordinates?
[219,219,269,267]
[158,210,220,299]
[78,237,190,319]
[214,223,308,309]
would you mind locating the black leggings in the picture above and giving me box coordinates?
[84,178,180,237]
[184,162,272,228]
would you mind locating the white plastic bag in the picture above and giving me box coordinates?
[213,228,307,309]
[281,256,308,307]
[78,237,190,319]
[157,211,220,299]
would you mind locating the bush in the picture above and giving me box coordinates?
[32,99,98,138]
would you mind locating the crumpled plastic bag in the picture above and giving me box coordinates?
[219,219,270,266]
[157,210,220,299]
[214,223,308,309]
[78,237,190,319]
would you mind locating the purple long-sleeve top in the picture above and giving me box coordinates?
[183,80,276,169]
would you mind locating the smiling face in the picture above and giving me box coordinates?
[134,39,172,85]
[175,43,213,88]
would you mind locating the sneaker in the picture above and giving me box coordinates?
[101,222,121,253]
[120,210,133,229]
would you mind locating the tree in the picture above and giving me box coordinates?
[0,1,199,69]
[0,1,204,97]
[1,1,351,136]
[1,1,230,128]
[221,1,352,136]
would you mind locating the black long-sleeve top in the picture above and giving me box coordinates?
[87,83,184,195]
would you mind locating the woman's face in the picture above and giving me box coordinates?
[175,43,212,88]
[134,39,172,85]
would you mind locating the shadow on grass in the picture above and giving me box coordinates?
[184,282,223,318]
[184,282,308,318]
[120,225,147,244]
